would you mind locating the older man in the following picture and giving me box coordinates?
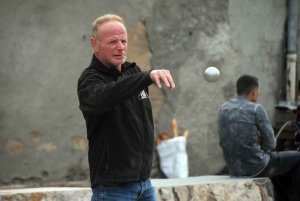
[77,14,175,201]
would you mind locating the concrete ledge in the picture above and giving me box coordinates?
[153,176,274,201]
[0,176,274,201]
[0,187,92,201]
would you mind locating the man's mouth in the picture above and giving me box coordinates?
[114,55,126,59]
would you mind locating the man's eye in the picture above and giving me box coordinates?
[109,41,116,44]
[122,41,127,45]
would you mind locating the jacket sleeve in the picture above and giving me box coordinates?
[255,104,276,151]
[77,70,153,115]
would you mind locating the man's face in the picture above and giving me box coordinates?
[92,21,127,69]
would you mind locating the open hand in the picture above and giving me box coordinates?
[150,70,175,90]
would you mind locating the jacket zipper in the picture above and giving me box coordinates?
[123,69,145,176]
[125,98,144,175]
[105,141,109,170]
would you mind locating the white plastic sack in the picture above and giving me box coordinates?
[156,136,188,178]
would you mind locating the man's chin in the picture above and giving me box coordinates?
[114,60,125,66]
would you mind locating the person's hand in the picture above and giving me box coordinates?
[150,70,175,90]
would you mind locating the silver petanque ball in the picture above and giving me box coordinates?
[204,67,220,83]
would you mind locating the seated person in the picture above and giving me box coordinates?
[218,74,300,201]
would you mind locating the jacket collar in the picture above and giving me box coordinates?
[90,54,136,76]
[234,96,251,103]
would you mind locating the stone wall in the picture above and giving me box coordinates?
[0,176,274,201]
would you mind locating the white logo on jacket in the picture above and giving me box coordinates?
[138,90,149,100]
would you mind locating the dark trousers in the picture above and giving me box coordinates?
[256,151,300,200]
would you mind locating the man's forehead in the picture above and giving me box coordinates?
[100,21,126,33]
[105,34,127,41]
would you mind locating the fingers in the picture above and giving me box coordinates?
[150,70,175,90]
[151,70,162,88]
[164,70,175,90]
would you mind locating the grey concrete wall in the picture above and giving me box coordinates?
[0,0,292,186]
[228,0,287,123]
[147,0,241,176]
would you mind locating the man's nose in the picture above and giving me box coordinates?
[116,41,125,49]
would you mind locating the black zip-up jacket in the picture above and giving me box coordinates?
[77,54,154,187]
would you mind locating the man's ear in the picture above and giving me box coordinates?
[251,88,258,102]
[90,37,98,52]
[251,88,257,98]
